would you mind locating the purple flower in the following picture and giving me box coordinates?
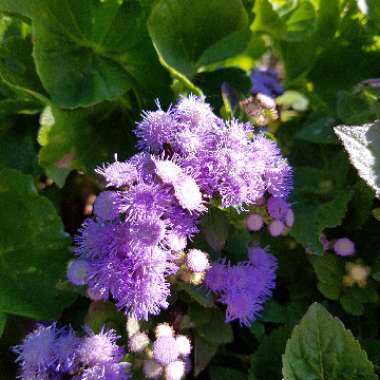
[334,238,355,257]
[205,248,277,326]
[266,197,289,221]
[78,362,131,380]
[93,191,121,221]
[67,259,90,286]
[250,67,284,98]
[78,327,123,366]
[54,327,80,373]
[134,105,179,154]
[185,249,210,272]
[13,324,57,379]
[96,158,139,188]
[153,336,180,365]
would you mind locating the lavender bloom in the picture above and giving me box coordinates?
[266,197,289,221]
[93,191,121,221]
[78,327,123,366]
[54,327,80,373]
[250,67,284,98]
[334,238,355,257]
[78,362,130,380]
[185,249,210,273]
[13,324,57,379]
[153,336,180,365]
[205,248,277,326]
[67,259,90,286]
[71,95,292,322]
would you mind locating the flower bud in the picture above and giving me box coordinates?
[128,332,150,353]
[155,323,174,339]
[334,238,355,257]
[67,259,89,286]
[175,335,191,357]
[268,220,285,237]
[246,213,264,231]
[165,360,186,380]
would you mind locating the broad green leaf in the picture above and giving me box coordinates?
[334,122,380,199]
[290,190,353,254]
[188,303,213,327]
[3,0,169,108]
[0,34,47,103]
[251,0,287,40]
[148,0,249,80]
[0,121,40,175]
[0,312,6,337]
[210,367,246,380]
[284,0,316,41]
[340,286,379,316]
[38,106,135,187]
[178,282,215,308]
[0,167,76,319]
[309,254,345,300]
[249,327,290,380]
[259,299,287,323]
[200,207,230,253]
[283,303,377,380]
[198,308,233,345]
[224,229,251,263]
[194,333,218,377]
[295,115,337,144]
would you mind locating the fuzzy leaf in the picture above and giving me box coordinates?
[194,333,218,377]
[283,303,377,380]
[334,121,380,199]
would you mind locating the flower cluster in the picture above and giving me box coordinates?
[205,247,278,326]
[13,324,130,380]
[70,95,292,321]
[128,321,191,380]
[245,196,294,237]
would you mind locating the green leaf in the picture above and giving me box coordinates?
[4,0,168,108]
[290,190,353,254]
[200,207,230,253]
[38,106,134,187]
[0,34,47,103]
[0,121,40,175]
[295,115,337,144]
[340,286,379,316]
[198,308,233,345]
[178,282,215,308]
[309,254,345,300]
[0,312,6,337]
[251,0,287,40]
[224,229,251,263]
[210,367,246,380]
[284,0,316,41]
[148,0,249,80]
[259,299,287,323]
[334,121,380,199]
[249,327,290,380]
[194,333,218,377]
[0,167,76,319]
[283,303,377,380]
[188,303,213,327]
[276,90,309,111]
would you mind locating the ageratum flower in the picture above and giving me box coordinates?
[13,325,129,380]
[205,248,277,326]
[72,95,292,321]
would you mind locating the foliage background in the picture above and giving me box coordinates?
[0,0,380,379]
